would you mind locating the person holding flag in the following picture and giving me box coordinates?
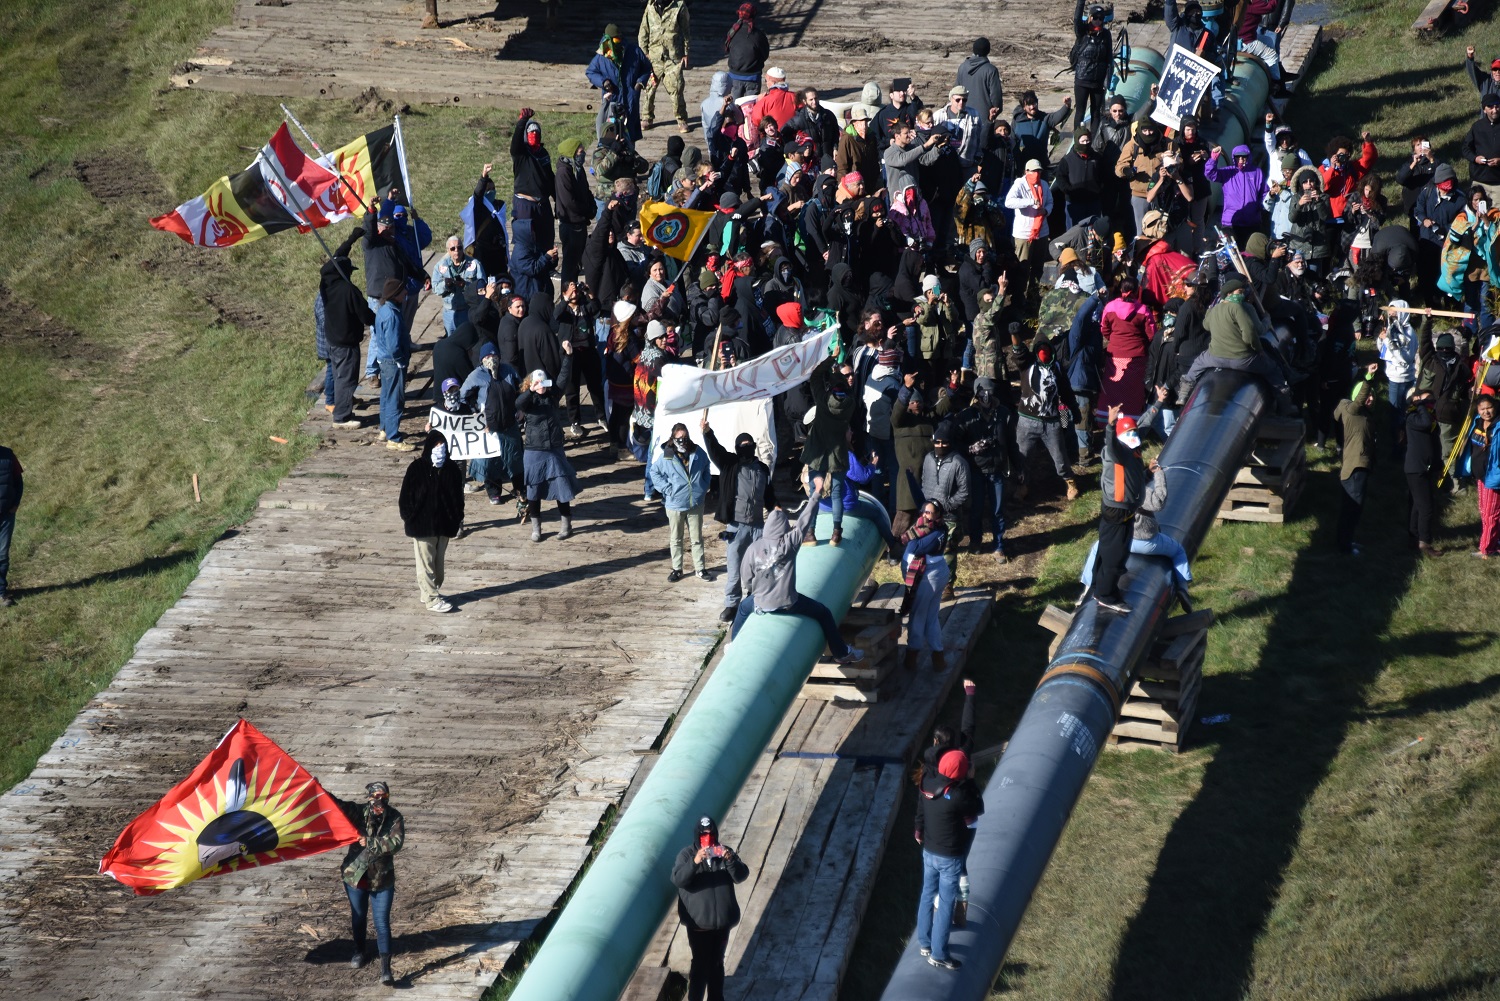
[332,782,406,984]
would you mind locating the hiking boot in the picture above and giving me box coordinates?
[1418,542,1444,558]
[677,120,691,134]
[927,956,961,971]
[361,375,380,391]
[379,954,394,984]
[324,404,336,413]
[643,115,655,130]
[530,517,542,543]
[1065,477,1080,501]
[1094,595,1132,614]
[350,948,367,969]
[719,606,737,623]
[426,597,454,613]
[802,532,818,546]
[942,583,956,602]
[332,419,364,429]
[668,569,683,583]
[386,439,416,452]
[420,13,439,27]
[557,516,573,541]
[835,647,866,665]
[830,526,843,547]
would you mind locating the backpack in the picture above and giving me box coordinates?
[645,158,672,200]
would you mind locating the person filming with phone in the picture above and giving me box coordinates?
[672,815,751,1001]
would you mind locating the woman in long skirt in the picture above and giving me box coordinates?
[518,348,581,542]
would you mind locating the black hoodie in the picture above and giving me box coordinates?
[520,292,564,379]
[432,321,480,395]
[398,431,465,539]
[671,818,750,932]
[320,239,375,347]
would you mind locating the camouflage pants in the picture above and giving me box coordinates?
[642,55,687,123]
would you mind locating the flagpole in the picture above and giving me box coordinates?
[280,102,377,218]
[259,148,346,278]
[393,114,417,217]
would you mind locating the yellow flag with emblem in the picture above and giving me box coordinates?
[638,199,713,262]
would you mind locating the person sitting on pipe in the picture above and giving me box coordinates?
[1179,275,1296,416]
[729,490,867,664]
[1088,403,1149,615]
[1078,386,1195,612]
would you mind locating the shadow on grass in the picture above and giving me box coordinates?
[1108,471,1420,1000]
[13,548,199,598]
[1357,971,1499,1000]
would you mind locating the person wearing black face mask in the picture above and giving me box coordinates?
[920,422,970,565]
[333,782,405,984]
[1414,328,1474,493]
[701,415,778,621]
[648,422,713,581]
[555,138,595,287]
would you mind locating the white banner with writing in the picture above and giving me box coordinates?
[654,326,838,416]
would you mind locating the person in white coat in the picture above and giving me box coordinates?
[1004,159,1054,296]
[1378,299,1421,452]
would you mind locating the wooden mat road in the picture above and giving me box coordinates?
[0,293,725,1000]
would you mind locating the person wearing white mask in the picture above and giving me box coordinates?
[398,430,466,612]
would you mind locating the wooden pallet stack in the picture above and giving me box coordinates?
[1037,607,1214,753]
[800,602,903,703]
[1111,609,1213,753]
[1219,417,1306,523]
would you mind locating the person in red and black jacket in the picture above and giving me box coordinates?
[912,742,983,970]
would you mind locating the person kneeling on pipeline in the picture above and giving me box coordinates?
[730,488,865,664]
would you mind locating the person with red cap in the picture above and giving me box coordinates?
[913,743,983,970]
[1465,45,1500,109]
[1090,402,1148,614]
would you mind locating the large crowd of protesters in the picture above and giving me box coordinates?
[304,0,1500,629]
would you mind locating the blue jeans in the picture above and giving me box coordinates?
[442,307,468,335]
[323,360,335,405]
[723,522,762,607]
[1388,379,1411,449]
[0,509,14,593]
[1079,534,1192,589]
[809,467,846,529]
[916,850,965,962]
[365,295,417,375]
[969,471,1006,553]
[731,592,849,657]
[377,358,406,442]
[345,883,394,955]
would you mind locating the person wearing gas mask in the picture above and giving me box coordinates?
[648,422,713,582]
[333,781,406,985]
[398,430,465,613]
[801,358,860,547]
[701,415,777,622]
[672,815,750,1001]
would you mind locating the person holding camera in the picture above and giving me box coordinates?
[431,236,487,336]
[673,816,750,1001]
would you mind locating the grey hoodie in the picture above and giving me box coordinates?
[741,499,820,611]
[702,72,731,146]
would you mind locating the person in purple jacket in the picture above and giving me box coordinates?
[1205,144,1268,249]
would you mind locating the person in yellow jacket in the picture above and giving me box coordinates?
[639,0,691,133]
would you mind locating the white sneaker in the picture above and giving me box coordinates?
[835,647,865,665]
[463,481,484,493]
[426,598,454,613]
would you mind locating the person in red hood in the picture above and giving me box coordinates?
[1319,131,1378,233]
[773,301,805,347]
[913,747,983,970]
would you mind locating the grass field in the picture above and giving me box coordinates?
[843,3,1500,998]
[0,0,594,791]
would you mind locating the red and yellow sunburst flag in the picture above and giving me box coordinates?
[100,719,359,895]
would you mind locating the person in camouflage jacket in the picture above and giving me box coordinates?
[336,781,406,983]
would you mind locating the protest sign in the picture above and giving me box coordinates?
[430,407,501,459]
[1152,44,1220,132]
[650,398,778,476]
[654,326,837,415]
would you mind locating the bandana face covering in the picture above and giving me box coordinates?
[431,443,449,468]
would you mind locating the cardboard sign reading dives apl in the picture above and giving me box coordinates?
[430,407,501,459]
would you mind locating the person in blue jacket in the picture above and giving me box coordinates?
[586,24,654,144]
[649,423,713,581]
[1067,290,1105,460]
